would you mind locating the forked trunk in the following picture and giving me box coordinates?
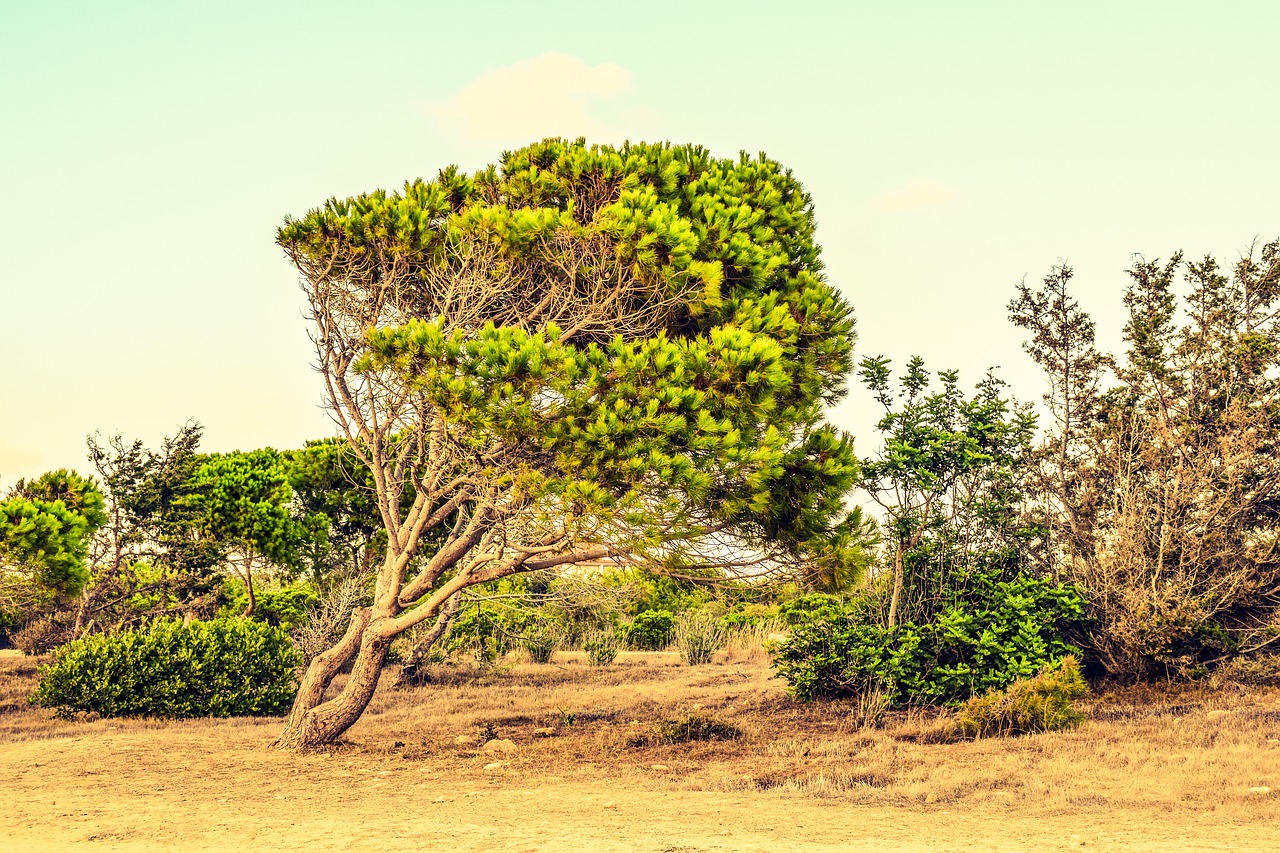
[274,606,390,751]
[394,591,462,688]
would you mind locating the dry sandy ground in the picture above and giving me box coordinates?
[2,649,1278,852]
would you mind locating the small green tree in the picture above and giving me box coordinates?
[183,450,305,618]
[75,424,225,636]
[857,357,1038,627]
[282,439,390,581]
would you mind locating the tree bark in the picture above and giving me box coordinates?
[241,555,256,619]
[273,606,383,750]
[887,544,905,629]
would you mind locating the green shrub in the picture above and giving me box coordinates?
[673,609,727,665]
[777,593,844,626]
[772,576,1086,706]
[218,580,319,632]
[583,630,620,666]
[626,609,674,650]
[719,603,782,630]
[956,656,1088,738]
[32,618,300,718]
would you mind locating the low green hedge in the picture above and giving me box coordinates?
[32,618,300,718]
[771,576,1086,706]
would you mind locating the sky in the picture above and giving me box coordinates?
[2,1,1278,486]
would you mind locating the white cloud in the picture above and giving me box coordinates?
[874,179,957,212]
[428,53,649,146]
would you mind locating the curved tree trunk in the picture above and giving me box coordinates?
[241,555,257,619]
[887,545,905,629]
[274,606,388,750]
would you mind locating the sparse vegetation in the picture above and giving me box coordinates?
[629,714,743,747]
[583,630,621,667]
[673,610,727,665]
[3,649,1277,851]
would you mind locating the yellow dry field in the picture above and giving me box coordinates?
[2,646,1278,852]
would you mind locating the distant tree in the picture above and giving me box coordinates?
[282,439,390,581]
[273,139,866,748]
[73,424,223,636]
[0,470,105,625]
[1008,264,1108,560]
[183,449,303,618]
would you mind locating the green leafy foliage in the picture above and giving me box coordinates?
[183,449,302,570]
[777,593,843,626]
[1,470,106,623]
[0,495,94,602]
[217,579,319,632]
[772,575,1086,706]
[32,618,300,718]
[77,425,226,629]
[956,656,1088,738]
[858,357,1040,628]
[281,139,866,585]
[282,439,397,580]
[625,609,674,650]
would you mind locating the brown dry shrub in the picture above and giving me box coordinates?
[11,616,70,656]
[1209,653,1280,688]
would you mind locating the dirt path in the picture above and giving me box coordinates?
[2,724,1273,853]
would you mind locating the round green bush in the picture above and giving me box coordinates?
[626,609,674,650]
[32,618,301,718]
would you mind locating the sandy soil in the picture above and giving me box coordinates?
[2,650,1277,852]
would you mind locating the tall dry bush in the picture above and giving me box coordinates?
[1011,241,1280,678]
[673,610,727,665]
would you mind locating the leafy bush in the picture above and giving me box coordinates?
[32,618,300,718]
[626,609,674,650]
[777,593,843,626]
[583,630,620,666]
[673,609,728,665]
[956,656,1088,738]
[219,579,319,632]
[772,575,1086,706]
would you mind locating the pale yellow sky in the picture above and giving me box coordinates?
[2,1,1278,485]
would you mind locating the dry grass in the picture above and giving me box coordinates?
[3,646,1279,851]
